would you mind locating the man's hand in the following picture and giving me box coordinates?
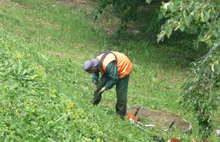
[98,86,106,94]
[93,81,97,91]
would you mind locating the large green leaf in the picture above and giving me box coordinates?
[145,0,152,4]
[168,3,176,12]
[157,30,166,43]
[212,29,219,38]
[204,12,210,21]
[179,24,185,31]
[166,27,173,38]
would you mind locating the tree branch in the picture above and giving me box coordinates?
[194,43,218,63]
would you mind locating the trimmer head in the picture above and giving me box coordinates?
[126,112,141,121]
[126,105,141,122]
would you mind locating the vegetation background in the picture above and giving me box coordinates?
[0,0,219,141]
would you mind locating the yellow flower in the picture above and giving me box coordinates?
[16,53,22,59]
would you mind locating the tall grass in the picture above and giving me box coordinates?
[0,0,219,141]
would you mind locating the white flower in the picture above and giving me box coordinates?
[163,2,171,10]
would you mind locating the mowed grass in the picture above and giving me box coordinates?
[0,0,219,141]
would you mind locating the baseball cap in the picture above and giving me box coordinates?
[83,58,99,72]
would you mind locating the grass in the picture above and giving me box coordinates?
[0,0,219,141]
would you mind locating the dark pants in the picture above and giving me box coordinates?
[91,74,130,118]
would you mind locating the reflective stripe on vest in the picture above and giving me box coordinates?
[95,51,132,79]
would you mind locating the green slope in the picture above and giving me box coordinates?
[0,0,219,141]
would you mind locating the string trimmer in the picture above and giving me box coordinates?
[126,106,176,142]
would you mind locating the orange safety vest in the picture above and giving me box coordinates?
[95,51,132,79]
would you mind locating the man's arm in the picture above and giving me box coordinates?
[105,61,119,90]
[92,71,99,83]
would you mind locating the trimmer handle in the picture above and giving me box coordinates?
[169,120,175,129]
[134,105,141,117]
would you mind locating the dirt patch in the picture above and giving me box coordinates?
[0,0,5,4]
[127,107,192,133]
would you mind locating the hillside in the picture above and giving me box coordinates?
[0,0,219,141]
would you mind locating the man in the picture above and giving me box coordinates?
[83,51,132,118]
